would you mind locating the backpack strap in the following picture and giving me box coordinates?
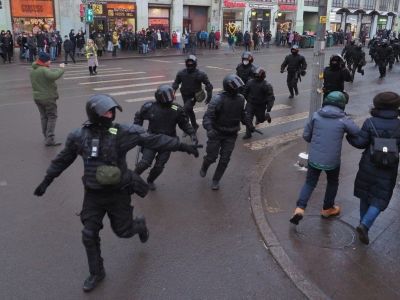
[368,119,380,138]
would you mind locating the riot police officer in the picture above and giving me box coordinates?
[323,54,352,100]
[341,40,356,70]
[375,39,392,78]
[200,74,252,190]
[280,45,307,99]
[172,55,213,130]
[134,84,198,190]
[350,44,366,79]
[242,67,275,140]
[33,94,200,292]
[236,51,257,84]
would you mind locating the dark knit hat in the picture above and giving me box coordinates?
[373,92,400,110]
[38,51,50,63]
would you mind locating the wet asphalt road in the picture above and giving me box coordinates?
[0,48,399,299]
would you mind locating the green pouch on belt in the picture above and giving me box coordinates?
[96,165,121,185]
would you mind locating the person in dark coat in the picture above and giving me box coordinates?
[347,92,400,245]
[280,45,307,99]
[63,35,76,64]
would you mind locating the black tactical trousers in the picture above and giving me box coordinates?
[182,96,198,129]
[244,103,267,135]
[135,148,172,183]
[204,133,237,181]
[287,71,299,96]
[377,60,387,77]
[80,190,141,275]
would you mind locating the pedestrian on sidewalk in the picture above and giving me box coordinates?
[290,91,359,225]
[347,92,400,245]
[30,52,65,146]
[85,39,98,75]
[33,94,201,293]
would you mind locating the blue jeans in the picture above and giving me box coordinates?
[296,164,340,210]
[50,47,57,61]
[360,199,380,229]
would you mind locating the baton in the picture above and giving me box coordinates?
[253,129,263,135]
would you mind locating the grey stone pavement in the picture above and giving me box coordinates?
[255,121,400,299]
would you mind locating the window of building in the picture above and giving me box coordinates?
[348,0,360,8]
[379,0,389,11]
[304,0,319,6]
[364,0,376,9]
[332,0,343,8]
[393,0,399,11]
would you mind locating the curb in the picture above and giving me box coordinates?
[248,136,330,300]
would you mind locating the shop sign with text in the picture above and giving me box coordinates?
[279,5,297,11]
[12,0,54,17]
[223,0,246,8]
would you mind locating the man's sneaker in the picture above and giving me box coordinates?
[211,180,220,190]
[83,270,106,292]
[134,217,149,243]
[356,224,369,245]
[288,95,294,99]
[147,181,156,191]
[321,205,341,218]
[289,207,305,225]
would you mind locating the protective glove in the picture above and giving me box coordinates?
[280,69,285,73]
[205,96,212,105]
[179,143,202,158]
[207,129,218,139]
[300,70,307,76]
[33,176,54,197]
[265,112,272,124]
[191,134,199,145]
[130,172,149,198]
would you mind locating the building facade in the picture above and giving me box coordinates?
[0,0,399,38]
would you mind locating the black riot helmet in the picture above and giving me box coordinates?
[254,67,266,81]
[185,55,197,71]
[223,74,244,95]
[241,51,254,64]
[155,84,175,105]
[86,94,122,126]
[329,54,344,69]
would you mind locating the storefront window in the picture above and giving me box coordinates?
[107,2,136,32]
[148,7,170,32]
[11,0,55,33]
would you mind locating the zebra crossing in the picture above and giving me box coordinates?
[63,64,310,151]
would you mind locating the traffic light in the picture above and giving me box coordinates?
[86,7,94,23]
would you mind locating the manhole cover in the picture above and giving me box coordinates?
[294,216,355,249]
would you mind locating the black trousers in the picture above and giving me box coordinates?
[80,189,141,275]
[64,51,76,63]
[182,96,198,129]
[135,148,171,183]
[287,71,299,95]
[204,133,237,181]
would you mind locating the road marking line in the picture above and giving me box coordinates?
[206,65,232,71]
[239,112,309,134]
[243,129,304,151]
[144,59,173,63]
[64,69,131,76]
[64,71,146,80]
[65,67,123,74]
[80,75,166,85]
[93,80,172,91]
[193,103,291,114]
[110,88,158,96]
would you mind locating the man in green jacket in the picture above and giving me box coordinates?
[30,52,65,146]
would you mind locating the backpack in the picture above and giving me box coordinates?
[369,119,400,168]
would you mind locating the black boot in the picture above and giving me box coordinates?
[211,162,229,190]
[133,217,149,243]
[134,161,149,175]
[242,127,253,140]
[356,224,369,245]
[288,87,294,99]
[200,160,211,177]
[294,86,299,96]
[89,67,93,75]
[93,66,97,74]
[146,166,164,191]
[82,229,105,292]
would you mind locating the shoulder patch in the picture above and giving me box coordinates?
[109,127,118,135]
[171,104,178,111]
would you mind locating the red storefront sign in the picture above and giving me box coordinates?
[223,0,246,8]
[149,18,169,26]
[279,5,297,11]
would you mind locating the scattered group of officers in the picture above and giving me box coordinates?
[32,40,393,292]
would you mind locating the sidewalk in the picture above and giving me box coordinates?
[251,138,400,299]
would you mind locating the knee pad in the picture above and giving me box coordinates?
[82,228,99,247]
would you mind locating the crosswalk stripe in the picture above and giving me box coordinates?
[110,88,157,96]
[65,67,123,74]
[243,129,304,151]
[239,112,309,134]
[80,75,166,85]
[206,66,232,71]
[93,80,172,91]
[64,69,130,76]
[64,71,146,80]
[193,103,291,114]
[144,59,173,63]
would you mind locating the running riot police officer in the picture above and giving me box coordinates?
[172,55,213,130]
[280,45,307,99]
[242,67,275,140]
[236,51,257,84]
[323,54,352,101]
[33,94,200,293]
[200,74,252,190]
[134,84,198,191]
